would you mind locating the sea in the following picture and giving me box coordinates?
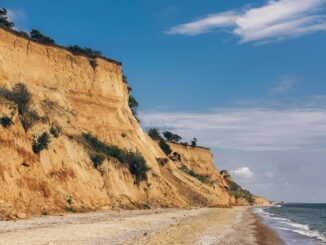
[254,203,326,245]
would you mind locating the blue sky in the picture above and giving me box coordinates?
[3,0,326,202]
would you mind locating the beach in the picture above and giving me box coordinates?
[0,207,284,245]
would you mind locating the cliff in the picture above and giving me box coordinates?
[0,28,267,219]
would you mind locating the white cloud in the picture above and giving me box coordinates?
[140,101,326,152]
[167,0,326,43]
[6,9,26,29]
[272,76,297,93]
[231,167,254,179]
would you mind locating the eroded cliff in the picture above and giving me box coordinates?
[0,28,268,219]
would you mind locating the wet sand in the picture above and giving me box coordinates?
[0,207,284,245]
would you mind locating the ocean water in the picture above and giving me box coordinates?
[254,204,326,245]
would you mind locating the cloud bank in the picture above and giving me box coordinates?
[140,105,326,152]
[167,0,326,43]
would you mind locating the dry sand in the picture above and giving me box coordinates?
[0,207,284,245]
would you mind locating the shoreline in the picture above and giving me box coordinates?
[0,206,285,245]
[251,209,285,245]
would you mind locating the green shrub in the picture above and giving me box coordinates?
[66,197,73,205]
[32,132,51,153]
[159,140,172,156]
[0,83,32,115]
[178,165,210,184]
[191,138,197,147]
[163,131,182,143]
[50,125,60,138]
[126,152,150,184]
[63,207,76,213]
[0,8,14,29]
[78,133,150,183]
[128,95,139,118]
[41,211,48,216]
[89,59,97,69]
[0,116,13,128]
[147,128,162,141]
[30,29,55,44]
[67,45,102,58]
[90,152,106,168]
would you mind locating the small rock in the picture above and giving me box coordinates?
[16,212,27,219]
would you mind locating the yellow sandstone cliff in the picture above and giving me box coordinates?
[0,28,268,219]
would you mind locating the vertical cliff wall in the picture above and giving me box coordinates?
[0,28,266,219]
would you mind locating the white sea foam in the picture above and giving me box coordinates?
[254,207,326,244]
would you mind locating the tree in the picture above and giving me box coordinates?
[67,45,102,58]
[30,29,55,44]
[191,138,197,147]
[0,8,14,29]
[147,128,162,140]
[163,131,182,143]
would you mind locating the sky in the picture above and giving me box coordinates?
[2,0,326,203]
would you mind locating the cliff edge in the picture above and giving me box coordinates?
[0,28,268,219]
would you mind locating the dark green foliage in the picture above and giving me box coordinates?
[0,83,32,114]
[63,207,76,213]
[88,59,97,69]
[20,110,40,131]
[0,8,14,29]
[159,140,172,156]
[67,45,102,58]
[191,138,197,147]
[121,133,127,138]
[90,152,106,168]
[147,128,162,141]
[81,133,127,163]
[30,29,55,44]
[225,178,255,205]
[126,152,150,184]
[41,211,48,216]
[180,141,189,146]
[0,83,41,131]
[128,95,139,118]
[178,165,210,184]
[18,31,30,38]
[32,132,51,153]
[79,133,150,183]
[0,116,13,128]
[66,197,73,205]
[50,125,60,138]
[163,131,182,143]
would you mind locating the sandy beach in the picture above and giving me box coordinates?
[0,207,284,245]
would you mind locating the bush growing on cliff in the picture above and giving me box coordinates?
[159,139,172,156]
[78,133,150,183]
[32,132,51,153]
[191,138,197,147]
[50,125,61,138]
[67,45,102,58]
[30,29,55,44]
[163,131,182,143]
[147,128,162,141]
[0,116,13,128]
[178,165,210,184]
[0,8,14,29]
[128,95,139,119]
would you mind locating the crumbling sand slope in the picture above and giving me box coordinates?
[0,28,268,219]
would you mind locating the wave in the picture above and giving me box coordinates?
[254,207,326,243]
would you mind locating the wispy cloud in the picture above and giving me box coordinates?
[272,76,297,93]
[166,0,326,43]
[140,100,326,152]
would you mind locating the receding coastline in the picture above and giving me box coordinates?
[0,207,284,245]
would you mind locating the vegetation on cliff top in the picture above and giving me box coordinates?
[0,8,14,29]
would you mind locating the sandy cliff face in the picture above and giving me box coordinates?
[0,28,266,219]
